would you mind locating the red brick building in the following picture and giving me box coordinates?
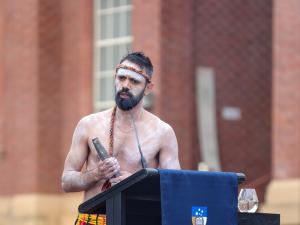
[0,1,299,225]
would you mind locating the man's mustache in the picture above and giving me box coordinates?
[117,88,133,98]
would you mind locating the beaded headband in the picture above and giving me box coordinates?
[116,64,151,83]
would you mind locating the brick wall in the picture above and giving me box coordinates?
[132,0,162,114]
[133,1,273,187]
[195,0,273,199]
[0,0,92,195]
[37,0,65,193]
[0,0,4,163]
[159,0,199,169]
[59,0,93,172]
[0,0,40,194]
[133,0,199,169]
[272,0,300,179]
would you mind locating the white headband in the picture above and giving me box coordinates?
[116,64,151,83]
[116,68,146,82]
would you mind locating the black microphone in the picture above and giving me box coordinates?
[129,100,148,169]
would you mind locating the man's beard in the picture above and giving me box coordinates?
[115,87,145,111]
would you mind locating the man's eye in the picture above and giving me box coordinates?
[130,78,140,84]
[118,76,126,81]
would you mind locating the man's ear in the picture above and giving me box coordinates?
[144,82,154,96]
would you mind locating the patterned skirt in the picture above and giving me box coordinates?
[74,213,106,225]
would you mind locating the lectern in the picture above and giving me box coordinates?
[79,169,245,225]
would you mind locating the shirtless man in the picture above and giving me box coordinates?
[61,52,180,225]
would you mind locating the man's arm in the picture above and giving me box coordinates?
[61,116,120,192]
[61,117,97,192]
[159,124,181,169]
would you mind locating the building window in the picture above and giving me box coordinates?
[94,0,132,111]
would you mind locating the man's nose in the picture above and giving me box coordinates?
[122,78,131,89]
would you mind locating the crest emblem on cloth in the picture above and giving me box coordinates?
[192,206,207,225]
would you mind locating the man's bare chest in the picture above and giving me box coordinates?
[88,126,161,168]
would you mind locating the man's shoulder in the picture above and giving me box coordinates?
[78,108,113,127]
[145,110,174,133]
[145,111,177,148]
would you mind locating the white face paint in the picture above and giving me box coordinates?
[115,63,148,110]
[116,68,145,83]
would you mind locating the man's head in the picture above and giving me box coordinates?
[115,52,154,111]
[119,52,153,78]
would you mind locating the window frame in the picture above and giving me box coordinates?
[93,0,133,111]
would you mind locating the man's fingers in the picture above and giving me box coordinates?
[106,170,118,179]
[100,164,120,179]
[102,162,119,172]
[95,157,120,180]
[102,157,118,165]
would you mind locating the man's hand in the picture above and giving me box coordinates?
[95,157,120,181]
[110,171,132,186]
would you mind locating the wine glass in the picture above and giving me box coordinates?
[238,188,259,213]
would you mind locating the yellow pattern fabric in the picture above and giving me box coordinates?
[75,213,106,225]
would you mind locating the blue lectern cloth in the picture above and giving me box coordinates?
[159,169,238,225]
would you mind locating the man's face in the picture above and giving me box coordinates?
[115,61,148,111]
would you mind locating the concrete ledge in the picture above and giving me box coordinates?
[0,193,83,225]
[261,178,300,225]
